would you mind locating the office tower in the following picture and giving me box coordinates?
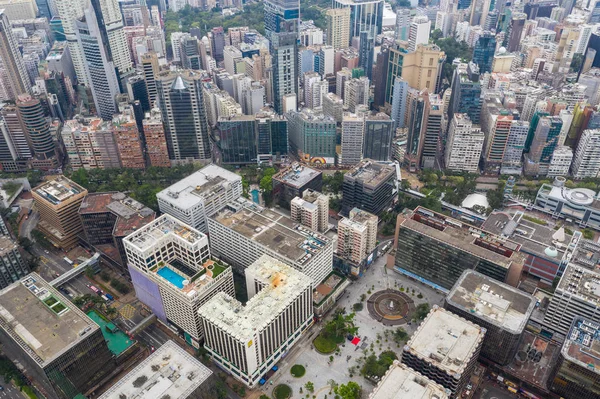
[370,361,450,399]
[326,8,351,49]
[0,0,37,20]
[359,31,374,78]
[287,109,336,164]
[181,36,201,70]
[333,0,384,40]
[421,93,443,170]
[126,75,150,112]
[341,113,365,166]
[363,113,394,161]
[264,0,298,113]
[199,255,313,387]
[223,45,242,75]
[141,52,159,107]
[0,274,114,399]
[395,8,411,42]
[391,77,409,129]
[0,236,28,289]
[344,77,369,112]
[402,306,485,396]
[303,72,327,109]
[216,115,257,165]
[449,62,482,125]
[32,177,87,250]
[0,11,31,100]
[336,68,352,98]
[507,12,527,52]
[209,200,333,284]
[155,70,211,163]
[549,317,600,399]
[125,214,235,345]
[16,95,57,170]
[79,192,155,268]
[255,109,287,163]
[61,117,121,170]
[94,0,133,78]
[156,164,241,233]
[547,146,573,177]
[170,32,186,62]
[408,16,431,52]
[481,99,515,174]
[142,107,170,167]
[473,31,496,74]
[445,113,484,173]
[76,2,121,121]
[394,207,525,291]
[211,27,225,62]
[501,120,529,174]
[571,129,600,179]
[112,110,144,169]
[341,160,396,216]
[445,270,536,366]
[55,0,87,85]
[403,88,425,171]
[337,207,378,266]
[99,341,215,399]
[322,92,344,123]
[272,163,323,208]
[372,44,389,110]
[290,189,329,233]
[524,116,563,176]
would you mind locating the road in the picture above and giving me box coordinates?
[0,383,25,399]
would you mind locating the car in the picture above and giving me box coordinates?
[0,386,4,391]
[86,283,90,288]
[466,384,473,390]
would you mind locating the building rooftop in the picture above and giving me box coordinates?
[124,214,206,252]
[505,331,560,390]
[345,160,396,188]
[0,273,98,367]
[272,163,322,189]
[291,196,317,211]
[538,183,600,211]
[446,270,536,334]
[562,317,600,375]
[349,208,378,224]
[98,340,213,399]
[156,164,241,209]
[212,200,330,266]
[400,207,524,270]
[198,255,312,341]
[0,235,18,256]
[34,177,86,205]
[369,360,450,399]
[556,264,600,306]
[405,306,485,375]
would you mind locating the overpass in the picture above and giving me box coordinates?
[49,253,101,287]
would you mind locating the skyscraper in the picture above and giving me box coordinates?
[211,27,225,62]
[358,31,374,78]
[341,112,365,165]
[326,8,351,48]
[571,129,600,179]
[0,11,31,99]
[287,109,336,164]
[333,0,384,40]
[473,31,496,74]
[445,113,484,173]
[94,0,133,78]
[391,77,409,129]
[216,115,257,165]
[408,16,431,52]
[55,0,88,85]
[155,70,212,163]
[524,116,563,176]
[506,12,526,52]
[265,0,299,113]
[449,62,482,125]
[141,52,160,106]
[256,109,288,163]
[16,95,57,170]
[395,8,411,42]
[363,112,394,161]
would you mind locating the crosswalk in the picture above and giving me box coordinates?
[118,304,136,319]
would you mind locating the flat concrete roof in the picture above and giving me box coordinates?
[562,317,600,375]
[506,331,560,390]
[0,273,97,367]
[124,214,206,253]
[556,264,600,305]
[405,306,485,375]
[273,164,322,189]
[156,164,241,210]
[369,361,450,399]
[34,176,86,205]
[98,340,212,399]
[345,160,395,188]
[0,235,18,256]
[199,255,312,341]
[446,270,536,334]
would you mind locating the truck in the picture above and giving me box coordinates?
[63,257,73,265]
[105,293,114,301]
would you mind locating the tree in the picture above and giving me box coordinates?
[487,181,505,210]
[430,28,443,42]
[413,303,430,321]
[335,381,361,399]
[324,311,358,339]
[393,327,409,344]
[212,380,228,399]
[361,351,397,378]
[570,53,584,73]
[305,381,315,393]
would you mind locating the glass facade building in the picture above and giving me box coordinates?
[363,115,394,161]
[217,116,258,165]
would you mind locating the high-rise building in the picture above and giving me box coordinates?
[142,107,170,167]
[445,270,536,366]
[94,0,133,78]
[341,113,365,166]
[0,236,29,289]
[449,62,482,125]
[524,116,563,176]
[391,77,409,129]
[344,77,370,112]
[0,11,31,100]
[125,215,235,346]
[155,70,212,163]
[255,109,288,164]
[333,0,384,40]
[0,274,114,399]
[216,115,257,165]
[326,8,351,48]
[571,129,600,179]
[402,306,485,396]
[359,31,374,78]
[76,1,121,120]
[549,317,600,399]
[211,27,225,62]
[547,145,573,177]
[445,113,484,173]
[61,116,121,170]
[209,200,334,284]
[264,0,299,113]
[141,52,160,106]
[363,112,395,162]
[199,255,313,387]
[341,160,396,216]
[501,120,529,174]
[55,0,87,85]
[79,192,155,268]
[473,31,497,74]
[113,109,144,169]
[395,8,411,42]
[157,164,242,233]
[507,12,527,52]
[290,189,329,233]
[126,75,150,112]
[16,94,57,170]
[337,207,378,266]
[272,163,323,208]
[393,207,525,291]
[287,109,336,164]
[369,360,450,399]
[408,16,431,52]
[32,177,87,250]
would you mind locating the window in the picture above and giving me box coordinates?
[429,58,434,66]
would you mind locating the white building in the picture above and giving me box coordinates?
[501,120,529,175]
[343,77,369,113]
[337,207,378,266]
[572,129,600,179]
[124,215,235,346]
[547,146,573,178]
[199,255,313,387]
[98,341,214,398]
[209,200,334,284]
[445,114,484,173]
[369,360,450,399]
[341,113,365,166]
[157,164,242,233]
[408,16,431,52]
[290,189,329,233]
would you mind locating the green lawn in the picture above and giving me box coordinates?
[211,262,227,278]
[273,384,292,399]
[290,364,305,378]
[313,334,338,354]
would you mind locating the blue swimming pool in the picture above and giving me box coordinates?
[251,189,259,204]
[157,267,185,289]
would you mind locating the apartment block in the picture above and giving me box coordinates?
[290,189,329,233]
[112,109,144,169]
[337,208,378,268]
[142,108,171,167]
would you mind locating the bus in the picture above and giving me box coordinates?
[63,257,73,265]
[89,285,100,294]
